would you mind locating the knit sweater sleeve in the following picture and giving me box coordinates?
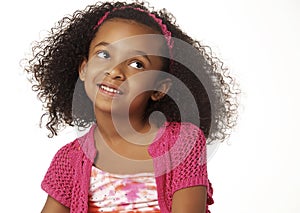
[169,123,214,205]
[41,141,78,208]
[171,123,209,191]
[149,122,214,212]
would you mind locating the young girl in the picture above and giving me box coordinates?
[25,1,239,213]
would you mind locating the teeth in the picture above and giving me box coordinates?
[100,85,121,94]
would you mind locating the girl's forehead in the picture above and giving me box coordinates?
[89,18,165,54]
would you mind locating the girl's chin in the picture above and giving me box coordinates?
[93,101,127,114]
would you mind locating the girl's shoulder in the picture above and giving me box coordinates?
[156,121,205,141]
[149,122,206,157]
[51,125,97,164]
[153,121,203,133]
[49,139,83,166]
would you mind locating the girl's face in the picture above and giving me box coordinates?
[79,18,170,118]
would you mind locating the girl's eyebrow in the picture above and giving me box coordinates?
[131,49,152,64]
[93,41,152,64]
[93,41,110,48]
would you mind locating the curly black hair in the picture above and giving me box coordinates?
[25,1,239,142]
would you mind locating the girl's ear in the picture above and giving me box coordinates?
[151,78,172,101]
[78,59,88,81]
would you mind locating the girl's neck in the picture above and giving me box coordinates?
[93,110,159,164]
[93,110,158,172]
[94,110,155,144]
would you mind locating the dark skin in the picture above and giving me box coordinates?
[41,18,207,213]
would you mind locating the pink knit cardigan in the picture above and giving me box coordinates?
[41,122,214,213]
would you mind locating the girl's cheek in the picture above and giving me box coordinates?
[83,81,96,102]
[88,56,114,75]
[85,66,107,83]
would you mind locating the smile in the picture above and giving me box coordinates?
[97,84,123,95]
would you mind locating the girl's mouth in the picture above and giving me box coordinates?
[97,83,123,95]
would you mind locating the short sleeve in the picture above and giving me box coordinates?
[149,122,214,212]
[41,142,76,207]
[169,123,209,194]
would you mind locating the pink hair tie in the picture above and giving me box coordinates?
[133,7,173,50]
[93,11,110,30]
[93,7,174,68]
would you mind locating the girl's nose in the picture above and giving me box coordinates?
[105,63,125,80]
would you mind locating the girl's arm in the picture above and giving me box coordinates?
[41,195,70,213]
[171,185,207,213]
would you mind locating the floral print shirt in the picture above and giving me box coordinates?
[88,165,160,213]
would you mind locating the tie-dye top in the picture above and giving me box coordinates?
[88,165,160,213]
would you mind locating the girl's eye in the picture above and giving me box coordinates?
[97,50,110,59]
[129,61,144,69]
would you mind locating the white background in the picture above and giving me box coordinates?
[0,0,299,212]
